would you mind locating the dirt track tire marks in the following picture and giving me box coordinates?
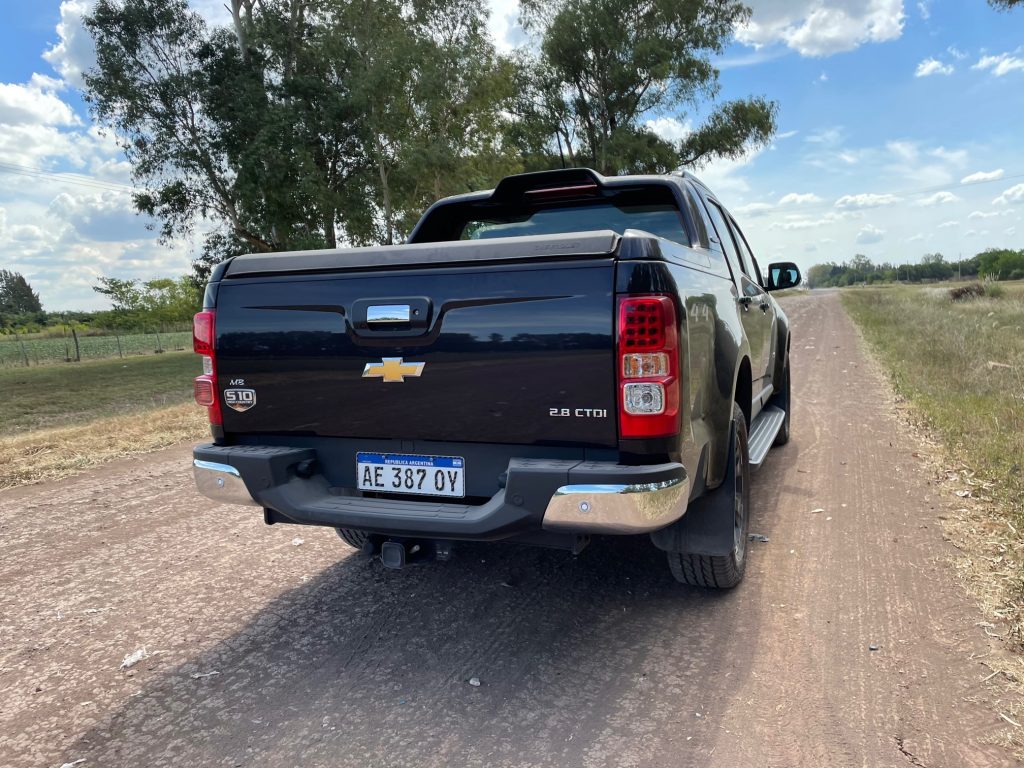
[0,291,1015,767]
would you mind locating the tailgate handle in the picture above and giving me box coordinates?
[367,304,411,323]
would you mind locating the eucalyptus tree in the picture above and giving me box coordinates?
[516,0,778,175]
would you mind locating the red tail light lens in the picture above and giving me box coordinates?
[193,311,214,355]
[617,296,680,439]
[192,310,221,426]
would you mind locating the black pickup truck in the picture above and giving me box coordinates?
[191,168,800,588]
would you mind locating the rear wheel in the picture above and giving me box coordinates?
[666,403,750,588]
[336,528,370,549]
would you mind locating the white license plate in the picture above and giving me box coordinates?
[356,453,465,498]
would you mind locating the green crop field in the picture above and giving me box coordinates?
[0,351,202,436]
[0,330,193,368]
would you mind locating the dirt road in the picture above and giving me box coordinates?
[1,292,1017,767]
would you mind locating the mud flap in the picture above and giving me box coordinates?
[649,489,735,557]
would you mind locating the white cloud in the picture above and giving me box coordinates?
[645,117,692,143]
[973,53,1024,77]
[1006,227,1017,237]
[805,127,843,145]
[917,1,931,19]
[734,202,775,218]
[835,193,901,209]
[856,224,885,244]
[42,2,96,88]
[737,0,905,57]
[0,74,78,127]
[969,210,999,220]
[994,184,1024,206]
[48,189,154,242]
[906,233,925,242]
[937,220,959,229]
[915,191,960,207]
[930,147,968,165]
[778,192,823,206]
[948,46,968,61]
[886,140,918,162]
[961,169,1004,184]
[915,58,953,77]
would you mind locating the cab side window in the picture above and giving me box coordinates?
[728,215,765,289]
[704,200,742,275]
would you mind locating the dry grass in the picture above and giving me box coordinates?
[843,283,1024,642]
[0,403,208,490]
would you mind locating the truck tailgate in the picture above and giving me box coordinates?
[214,258,618,448]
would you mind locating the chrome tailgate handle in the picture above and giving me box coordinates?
[367,304,411,323]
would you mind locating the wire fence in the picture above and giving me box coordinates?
[0,329,193,368]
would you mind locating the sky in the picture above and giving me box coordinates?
[1,0,1023,310]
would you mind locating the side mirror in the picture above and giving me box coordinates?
[765,262,802,291]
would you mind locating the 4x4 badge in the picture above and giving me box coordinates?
[362,358,425,383]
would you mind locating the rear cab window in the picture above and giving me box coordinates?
[411,184,692,246]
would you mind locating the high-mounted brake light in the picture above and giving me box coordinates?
[617,296,680,439]
[192,310,222,426]
[524,183,599,200]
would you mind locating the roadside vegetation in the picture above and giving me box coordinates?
[843,282,1024,637]
[808,250,1024,288]
[0,353,206,489]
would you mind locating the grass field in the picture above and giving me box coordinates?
[1,351,202,435]
[0,330,192,368]
[0,352,208,489]
[842,281,1024,631]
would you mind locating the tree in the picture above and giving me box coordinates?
[516,0,777,175]
[93,275,201,327]
[0,271,43,315]
[989,0,1022,9]
[84,0,519,275]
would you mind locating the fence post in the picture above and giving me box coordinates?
[154,328,163,354]
[18,335,29,367]
[116,333,123,359]
[71,328,81,362]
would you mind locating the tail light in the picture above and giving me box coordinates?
[193,310,222,426]
[617,295,680,438]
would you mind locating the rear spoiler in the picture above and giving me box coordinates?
[223,230,620,278]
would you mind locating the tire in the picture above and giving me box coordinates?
[336,528,370,549]
[666,403,750,588]
[772,356,791,447]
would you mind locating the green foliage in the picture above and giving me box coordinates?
[93,275,201,328]
[805,252,998,288]
[84,0,520,271]
[515,0,777,174]
[0,271,44,331]
[85,0,777,276]
[989,0,1022,9]
[976,248,1024,280]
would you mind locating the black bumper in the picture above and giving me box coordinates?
[192,443,688,540]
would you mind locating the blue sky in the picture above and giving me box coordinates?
[1,0,1023,310]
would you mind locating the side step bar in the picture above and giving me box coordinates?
[748,405,786,468]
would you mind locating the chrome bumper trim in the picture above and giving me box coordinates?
[542,476,689,534]
[193,459,260,507]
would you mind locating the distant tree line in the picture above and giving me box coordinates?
[0,271,200,335]
[806,249,1024,288]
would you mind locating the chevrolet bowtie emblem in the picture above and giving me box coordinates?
[362,357,426,383]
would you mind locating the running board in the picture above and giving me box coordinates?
[748,405,786,468]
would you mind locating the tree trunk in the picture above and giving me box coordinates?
[379,159,394,246]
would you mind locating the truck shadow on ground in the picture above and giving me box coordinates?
[67,468,791,767]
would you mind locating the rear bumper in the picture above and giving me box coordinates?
[192,443,688,538]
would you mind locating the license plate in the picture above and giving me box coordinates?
[356,453,465,498]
